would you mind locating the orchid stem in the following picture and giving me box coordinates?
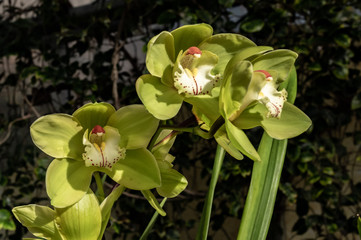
[94,172,105,202]
[147,126,163,150]
[160,116,225,140]
[140,198,167,240]
[196,144,225,240]
[149,116,225,151]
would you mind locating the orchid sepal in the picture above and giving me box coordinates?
[55,189,102,240]
[12,205,62,240]
[136,74,184,120]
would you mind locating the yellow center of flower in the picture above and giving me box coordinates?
[174,46,220,96]
[82,125,125,169]
[255,70,287,118]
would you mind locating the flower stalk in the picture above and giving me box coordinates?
[196,144,226,240]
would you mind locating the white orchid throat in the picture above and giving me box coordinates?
[174,46,220,96]
[82,125,125,169]
[255,70,287,118]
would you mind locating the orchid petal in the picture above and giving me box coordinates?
[171,23,213,55]
[198,33,258,74]
[225,120,260,161]
[151,129,177,160]
[104,148,161,190]
[214,126,244,160]
[146,31,175,78]
[12,205,61,240]
[46,158,95,208]
[141,190,166,216]
[55,189,101,240]
[252,50,298,82]
[161,64,175,87]
[107,105,159,149]
[187,95,221,130]
[156,161,188,198]
[223,46,274,72]
[220,60,254,118]
[72,102,115,131]
[30,114,83,159]
[136,74,183,120]
[233,102,312,140]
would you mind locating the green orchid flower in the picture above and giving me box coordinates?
[12,188,123,240]
[30,102,161,208]
[141,129,188,216]
[215,49,312,161]
[151,129,188,198]
[136,23,270,120]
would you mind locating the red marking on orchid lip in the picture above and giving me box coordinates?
[186,46,202,55]
[91,125,105,134]
[254,70,272,78]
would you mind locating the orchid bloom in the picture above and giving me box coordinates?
[30,102,161,208]
[141,129,189,216]
[136,23,265,120]
[215,50,312,161]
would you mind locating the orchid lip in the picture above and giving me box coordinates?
[83,126,125,169]
[256,70,287,118]
[174,46,220,97]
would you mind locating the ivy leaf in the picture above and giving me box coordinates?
[240,19,265,33]
[0,209,15,231]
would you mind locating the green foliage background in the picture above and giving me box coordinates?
[0,0,361,239]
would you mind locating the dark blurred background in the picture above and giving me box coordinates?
[0,0,361,239]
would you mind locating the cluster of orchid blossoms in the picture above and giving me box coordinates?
[12,23,311,239]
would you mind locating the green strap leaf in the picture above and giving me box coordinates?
[237,134,287,240]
